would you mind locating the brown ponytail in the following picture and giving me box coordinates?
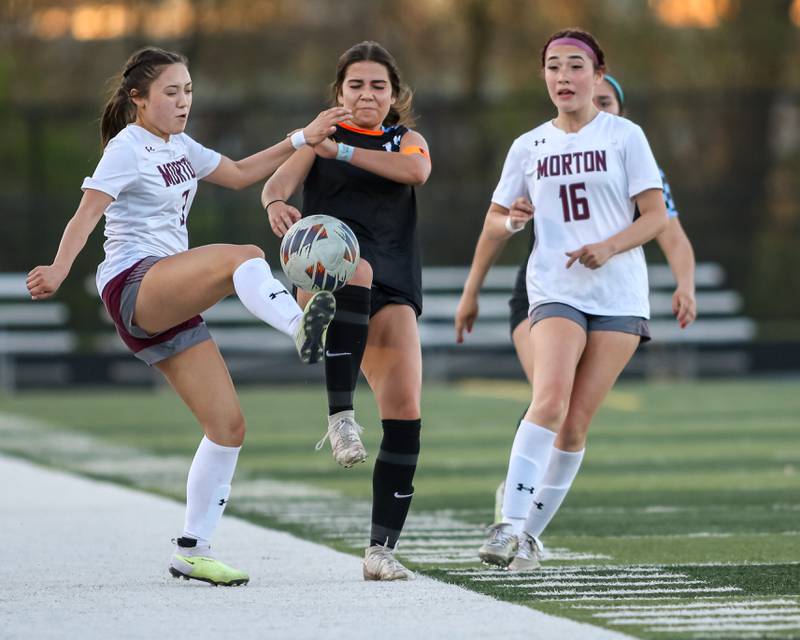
[100,47,188,146]
[329,41,416,129]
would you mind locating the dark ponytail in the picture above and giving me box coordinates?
[100,47,188,146]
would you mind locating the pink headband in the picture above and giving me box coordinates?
[545,37,599,65]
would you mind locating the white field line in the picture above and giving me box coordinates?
[611,615,800,626]
[518,587,742,597]
[470,573,689,582]
[494,580,709,589]
[595,607,800,619]
[449,566,676,576]
[577,598,800,611]
[646,622,800,632]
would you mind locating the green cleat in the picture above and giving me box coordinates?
[294,291,336,364]
[169,538,249,586]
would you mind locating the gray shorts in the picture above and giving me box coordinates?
[102,256,212,365]
[530,302,651,342]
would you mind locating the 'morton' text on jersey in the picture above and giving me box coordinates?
[158,156,197,187]
[537,150,607,179]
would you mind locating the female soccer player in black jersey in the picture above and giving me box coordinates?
[262,41,431,581]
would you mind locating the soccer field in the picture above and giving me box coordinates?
[1,378,798,639]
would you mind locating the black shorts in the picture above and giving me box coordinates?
[370,282,421,318]
[508,260,529,335]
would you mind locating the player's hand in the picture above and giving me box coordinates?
[565,241,614,269]
[312,137,339,160]
[302,107,351,145]
[508,197,534,230]
[26,264,67,300]
[672,285,697,329]
[267,201,302,238]
[455,292,479,344]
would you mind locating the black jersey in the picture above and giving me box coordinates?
[302,123,422,314]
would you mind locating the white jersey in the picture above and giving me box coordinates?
[492,111,663,318]
[82,124,221,294]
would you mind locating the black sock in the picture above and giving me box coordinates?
[370,419,421,548]
[325,285,370,415]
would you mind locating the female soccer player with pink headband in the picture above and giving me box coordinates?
[473,28,669,570]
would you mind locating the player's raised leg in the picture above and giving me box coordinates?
[135,243,334,364]
[360,304,421,580]
[156,340,250,586]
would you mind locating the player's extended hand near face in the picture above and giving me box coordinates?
[267,201,302,238]
[302,108,351,145]
[565,240,614,270]
[672,285,697,329]
[26,264,68,300]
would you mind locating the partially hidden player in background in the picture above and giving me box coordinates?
[456,73,697,524]
[26,46,349,586]
[467,29,670,570]
[262,41,431,581]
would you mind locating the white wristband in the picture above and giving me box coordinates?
[290,130,307,150]
[505,216,524,234]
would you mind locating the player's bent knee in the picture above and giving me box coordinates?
[530,403,569,430]
[349,259,373,287]
[380,396,420,421]
[240,244,265,262]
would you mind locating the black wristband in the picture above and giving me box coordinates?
[265,198,286,212]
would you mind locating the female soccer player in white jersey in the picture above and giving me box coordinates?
[25,46,350,586]
[472,29,670,570]
[457,73,697,524]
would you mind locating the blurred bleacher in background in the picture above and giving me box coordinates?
[4,262,790,391]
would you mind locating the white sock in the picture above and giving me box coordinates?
[501,421,557,535]
[183,436,241,545]
[232,257,303,337]
[524,447,585,538]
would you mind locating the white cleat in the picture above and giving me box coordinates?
[508,532,544,572]
[315,409,368,468]
[363,544,415,581]
[478,522,519,567]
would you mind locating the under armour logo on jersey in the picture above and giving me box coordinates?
[218,498,227,506]
[145,145,155,152]
[533,138,546,146]
[516,483,535,494]
[268,290,289,300]
[533,500,544,510]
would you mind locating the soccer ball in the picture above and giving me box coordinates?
[280,214,360,292]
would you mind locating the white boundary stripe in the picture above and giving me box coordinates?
[611,615,800,625]
[597,607,800,619]
[0,453,636,640]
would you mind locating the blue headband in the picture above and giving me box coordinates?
[604,74,625,108]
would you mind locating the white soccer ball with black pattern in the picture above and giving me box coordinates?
[280,214,360,292]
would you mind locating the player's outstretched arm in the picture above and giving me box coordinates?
[261,146,318,238]
[205,107,350,191]
[27,189,111,300]
[313,130,431,186]
[656,217,697,328]
[456,209,516,343]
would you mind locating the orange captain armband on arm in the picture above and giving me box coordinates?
[400,145,430,159]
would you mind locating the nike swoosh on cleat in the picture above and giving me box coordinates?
[393,492,414,499]
[325,351,352,357]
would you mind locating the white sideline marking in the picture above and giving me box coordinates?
[596,607,800,618]
[506,587,741,596]
[612,615,800,625]
[577,599,799,611]
[647,622,800,632]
